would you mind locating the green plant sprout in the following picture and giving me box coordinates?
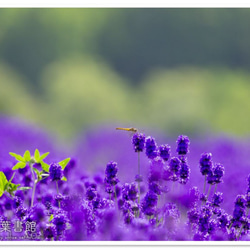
[9,149,50,207]
[0,171,31,199]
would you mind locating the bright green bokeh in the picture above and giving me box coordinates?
[1,60,250,138]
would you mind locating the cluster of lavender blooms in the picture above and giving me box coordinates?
[1,118,250,241]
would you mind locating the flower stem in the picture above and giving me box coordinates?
[207,184,212,200]
[203,175,207,194]
[31,180,37,208]
[214,183,218,194]
[56,181,60,209]
[30,163,37,208]
[137,152,141,218]
[114,186,117,206]
[138,152,141,205]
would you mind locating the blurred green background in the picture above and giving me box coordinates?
[0,8,250,139]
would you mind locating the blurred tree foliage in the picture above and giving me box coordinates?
[1,8,250,85]
[97,8,250,83]
[1,58,250,138]
[0,8,113,87]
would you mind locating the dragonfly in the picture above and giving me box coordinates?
[115,127,138,133]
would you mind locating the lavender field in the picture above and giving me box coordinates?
[0,117,250,241]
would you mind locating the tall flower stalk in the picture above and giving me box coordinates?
[132,132,145,206]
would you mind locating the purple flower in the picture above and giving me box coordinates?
[199,153,213,176]
[208,219,217,235]
[142,206,157,216]
[18,165,28,174]
[213,163,225,184]
[92,196,101,209]
[142,191,158,208]
[4,199,12,210]
[159,144,171,161]
[29,203,46,223]
[124,211,135,224]
[228,228,237,241]
[52,210,68,235]
[122,183,138,201]
[149,182,161,195]
[169,157,181,175]
[233,206,245,220]
[198,215,210,233]
[176,135,190,155]
[42,192,54,209]
[200,205,213,218]
[53,194,66,209]
[207,169,216,185]
[132,133,145,152]
[16,206,28,219]
[13,196,23,209]
[218,213,230,230]
[49,163,63,181]
[105,177,120,186]
[105,185,113,194]
[145,136,158,159]
[187,208,199,224]
[23,175,32,187]
[211,192,223,207]
[234,194,246,208]
[86,187,97,201]
[105,161,118,180]
[44,224,57,240]
[200,193,208,203]
[246,193,250,208]
[105,161,119,188]
[179,161,190,184]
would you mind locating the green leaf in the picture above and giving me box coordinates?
[49,214,54,222]
[41,161,50,172]
[12,162,26,170]
[9,152,25,162]
[39,152,50,162]
[8,182,20,190]
[23,150,31,162]
[61,176,67,181]
[0,172,8,197]
[17,187,32,191]
[34,149,40,162]
[5,182,20,196]
[58,158,71,170]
